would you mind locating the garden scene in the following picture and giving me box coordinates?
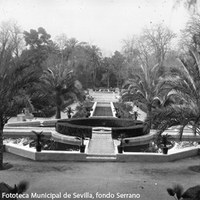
[1,0,200,200]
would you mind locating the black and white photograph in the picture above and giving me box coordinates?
[0,0,200,199]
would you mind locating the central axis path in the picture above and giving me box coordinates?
[86,128,116,161]
[86,93,118,161]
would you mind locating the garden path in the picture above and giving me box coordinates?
[87,132,115,155]
[87,130,116,161]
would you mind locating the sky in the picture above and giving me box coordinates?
[0,0,190,56]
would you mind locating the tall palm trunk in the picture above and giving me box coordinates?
[55,91,62,119]
[145,104,153,134]
[0,121,4,170]
[107,77,110,88]
[55,106,61,119]
[92,69,97,87]
[107,72,110,88]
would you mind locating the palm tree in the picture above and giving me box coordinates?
[0,65,38,169]
[86,45,102,87]
[167,184,200,200]
[167,184,184,200]
[64,106,74,118]
[148,46,200,138]
[41,64,84,119]
[121,63,167,132]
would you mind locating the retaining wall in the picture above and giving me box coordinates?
[117,146,200,162]
[5,143,87,161]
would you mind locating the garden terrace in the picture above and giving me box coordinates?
[55,117,144,139]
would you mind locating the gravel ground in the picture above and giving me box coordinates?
[1,153,200,200]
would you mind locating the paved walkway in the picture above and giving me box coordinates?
[87,133,115,155]
[90,91,119,102]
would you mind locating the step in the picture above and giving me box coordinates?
[92,130,112,134]
[92,127,112,131]
[87,153,116,157]
[86,156,116,162]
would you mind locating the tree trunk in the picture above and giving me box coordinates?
[55,91,62,119]
[0,123,4,170]
[55,106,61,119]
[93,70,97,87]
[145,104,152,134]
[107,75,110,88]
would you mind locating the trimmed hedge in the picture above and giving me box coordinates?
[56,117,144,139]
[56,122,92,138]
[112,124,144,139]
[58,117,142,127]
[123,144,149,152]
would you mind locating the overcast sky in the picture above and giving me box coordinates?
[0,0,190,56]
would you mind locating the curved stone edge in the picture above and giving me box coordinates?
[123,129,200,147]
[5,119,59,127]
[5,121,41,127]
[3,129,82,146]
[51,131,81,146]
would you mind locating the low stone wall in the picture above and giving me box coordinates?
[4,141,200,162]
[5,119,60,128]
[41,119,59,127]
[5,143,87,161]
[116,146,200,162]
[35,151,87,161]
[5,144,36,160]
[51,131,81,146]
[5,121,41,127]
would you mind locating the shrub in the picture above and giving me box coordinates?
[56,122,92,138]
[113,102,133,118]
[112,124,144,139]
[33,107,56,118]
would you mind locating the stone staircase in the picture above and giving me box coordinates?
[86,128,116,162]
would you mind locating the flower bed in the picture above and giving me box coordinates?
[3,137,80,151]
